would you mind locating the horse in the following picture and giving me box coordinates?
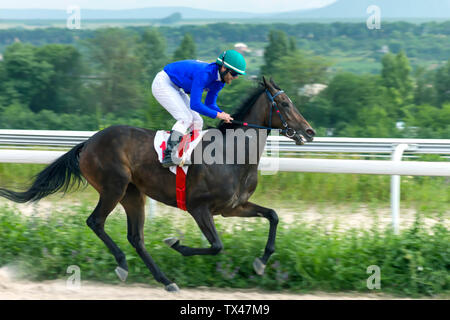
[0,76,315,292]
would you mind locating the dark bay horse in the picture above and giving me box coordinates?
[0,77,315,292]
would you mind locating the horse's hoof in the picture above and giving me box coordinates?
[165,283,180,292]
[164,237,179,247]
[253,258,266,276]
[115,266,128,282]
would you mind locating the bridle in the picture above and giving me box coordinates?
[231,88,297,138]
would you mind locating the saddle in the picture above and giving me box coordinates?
[154,129,207,211]
[154,129,206,174]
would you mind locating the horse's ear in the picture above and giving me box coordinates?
[269,77,280,90]
[262,76,268,88]
[269,77,276,86]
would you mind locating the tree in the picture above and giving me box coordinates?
[340,105,396,138]
[1,42,54,112]
[138,28,168,83]
[404,103,450,138]
[413,66,436,106]
[271,50,331,101]
[83,28,143,115]
[34,44,83,113]
[323,72,393,135]
[303,96,333,129]
[434,59,450,106]
[216,78,255,113]
[172,33,196,61]
[381,51,414,107]
[289,36,297,52]
[260,30,289,77]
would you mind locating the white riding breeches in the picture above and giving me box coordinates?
[151,70,203,134]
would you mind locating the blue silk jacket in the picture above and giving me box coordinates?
[163,60,225,118]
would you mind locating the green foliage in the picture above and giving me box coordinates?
[260,30,289,77]
[434,59,450,106]
[82,28,144,116]
[34,44,84,113]
[0,103,38,129]
[1,42,54,110]
[216,78,256,113]
[272,50,331,100]
[0,205,447,296]
[319,72,394,136]
[143,91,176,130]
[413,66,437,106]
[402,103,450,138]
[381,51,414,107]
[172,33,196,61]
[138,28,168,83]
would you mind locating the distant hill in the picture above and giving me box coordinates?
[274,0,450,19]
[0,7,258,20]
[0,1,449,20]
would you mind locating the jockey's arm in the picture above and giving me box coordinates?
[204,82,224,114]
[190,74,223,119]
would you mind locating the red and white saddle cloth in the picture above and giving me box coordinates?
[154,129,207,210]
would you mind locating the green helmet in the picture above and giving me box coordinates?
[216,50,246,75]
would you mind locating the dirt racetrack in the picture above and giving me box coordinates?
[0,266,427,300]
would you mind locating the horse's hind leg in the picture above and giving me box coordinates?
[164,205,223,256]
[120,184,178,292]
[86,181,129,281]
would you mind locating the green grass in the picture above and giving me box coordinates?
[255,172,449,215]
[0,204,448,297]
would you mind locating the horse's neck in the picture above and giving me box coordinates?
[243,93,268,128]
[240,93,270,164]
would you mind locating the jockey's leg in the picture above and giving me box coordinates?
[151,71,194,167]
[151,71,192,129]
[177,88,203,134]
[191,111,204,133]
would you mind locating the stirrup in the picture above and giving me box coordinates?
[161,130,184,168]
[162,151,176,168]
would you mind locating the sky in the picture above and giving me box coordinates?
[0,0,337,13]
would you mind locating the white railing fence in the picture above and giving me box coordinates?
[1,129,450,159]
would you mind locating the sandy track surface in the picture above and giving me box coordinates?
[0,267,416,300]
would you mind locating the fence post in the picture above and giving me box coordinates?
[390,144,409,234]
[147,197,157,219]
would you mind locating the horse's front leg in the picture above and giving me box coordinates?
[164,204,223,256]
[222,201,278,276]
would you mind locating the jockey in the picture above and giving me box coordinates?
[152,50,247,168]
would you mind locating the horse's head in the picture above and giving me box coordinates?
[262,77,315,145]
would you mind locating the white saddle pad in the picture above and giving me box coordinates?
[154,130,207,175]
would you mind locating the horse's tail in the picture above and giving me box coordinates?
[0,142,86,203]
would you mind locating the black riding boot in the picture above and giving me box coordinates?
[162,130,184,168]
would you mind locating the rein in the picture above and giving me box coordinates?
[231,89,296,138]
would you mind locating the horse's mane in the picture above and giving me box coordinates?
[217,84,266,132]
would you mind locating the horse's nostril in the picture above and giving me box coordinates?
[306,128,315,137]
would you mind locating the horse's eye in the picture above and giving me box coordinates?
[281,102,289,108]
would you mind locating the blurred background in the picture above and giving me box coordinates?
[0,0,448,299]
